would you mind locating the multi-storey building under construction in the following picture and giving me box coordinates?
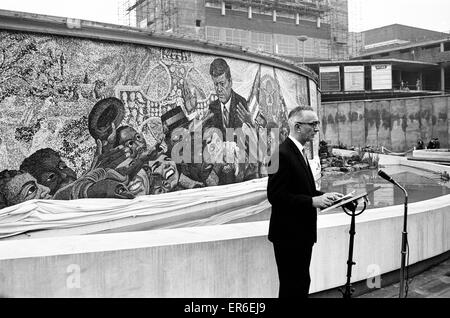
[119,0,349,61]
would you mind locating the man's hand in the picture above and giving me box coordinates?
[235,102,254,127]
[328,192,344,201]
[312,192,343,209]
[91,144,131,171]
[102,122,118,153]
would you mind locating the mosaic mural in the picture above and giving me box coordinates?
[0,31,317,209]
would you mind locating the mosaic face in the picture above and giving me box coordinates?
[23,152,77,196]
[116,126,148,159]
[1,172,51,207]
[212,73,232,105]
[86,178,134,200]
[147,154,179,192]
[127,167,150,196]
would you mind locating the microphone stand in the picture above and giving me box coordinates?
[378,170,409,298]
[322,188,380,299]
[397,183,409,298]
[340,199,367,299]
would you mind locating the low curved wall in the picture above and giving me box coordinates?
[412,149,450,163]
[0,157,448,297]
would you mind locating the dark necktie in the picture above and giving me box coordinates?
[223,105,229,127]
[302,148,311,170]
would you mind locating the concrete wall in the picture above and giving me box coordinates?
[321,95,450,151]
[0,159,448,297]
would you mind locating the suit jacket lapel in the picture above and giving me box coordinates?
[210,101,224,130]
[228,90,236,128]
[286,138,315,189]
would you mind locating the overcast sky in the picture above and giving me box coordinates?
[0,0,449,33]
[348,0,450,32]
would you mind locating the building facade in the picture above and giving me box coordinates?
[121,0,350,61]
[347,24,450,59]
[362,24,449,51]
[357,38,450,93]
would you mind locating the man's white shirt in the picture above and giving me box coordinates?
[221,98,232,126]
[288,135,309,165]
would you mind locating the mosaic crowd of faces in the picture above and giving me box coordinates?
[0,30,319,209]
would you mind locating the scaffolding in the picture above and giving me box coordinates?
[205,0,330,17]
[118,0,350,60]
[323,0,349,60]
[118,0,137,27]
[120,0,332,32]
[118,0,178,32]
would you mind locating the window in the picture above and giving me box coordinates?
[275,34,296,56]
[206,26,222,43]
[251,32,273,53]
[444,42,450,52]
[224,29,249,47]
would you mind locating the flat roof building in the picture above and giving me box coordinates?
[308,24,450,102]
[361,24,449,52]
[306,58,443,102]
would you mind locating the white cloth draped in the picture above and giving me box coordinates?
[0,178,271,239]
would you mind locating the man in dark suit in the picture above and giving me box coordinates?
[267,106,343,298]
[204,58,252,136]
[203,58,257,184]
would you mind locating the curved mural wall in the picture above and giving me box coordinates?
[0,17,320,210]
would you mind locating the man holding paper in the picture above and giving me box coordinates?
[267,106,343,298]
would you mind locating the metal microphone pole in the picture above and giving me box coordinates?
[378,170,409,298]
[397,182,408,298]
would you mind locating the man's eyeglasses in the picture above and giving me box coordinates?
[295,121,320,128]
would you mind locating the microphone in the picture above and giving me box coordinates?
[378,169,409,298]
[378,170,398,186]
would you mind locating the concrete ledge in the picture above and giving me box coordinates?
[311,250,450,298]
[0,195,448,297]
[0,156,448,297]
[411,149,450,163]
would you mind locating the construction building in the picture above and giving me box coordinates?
[119,0,350,61]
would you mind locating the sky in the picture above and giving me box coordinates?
[0,0,449,33]
[0,0,122,24]
[348,0,450,32]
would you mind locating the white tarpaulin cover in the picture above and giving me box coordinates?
[0,178,270,240]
